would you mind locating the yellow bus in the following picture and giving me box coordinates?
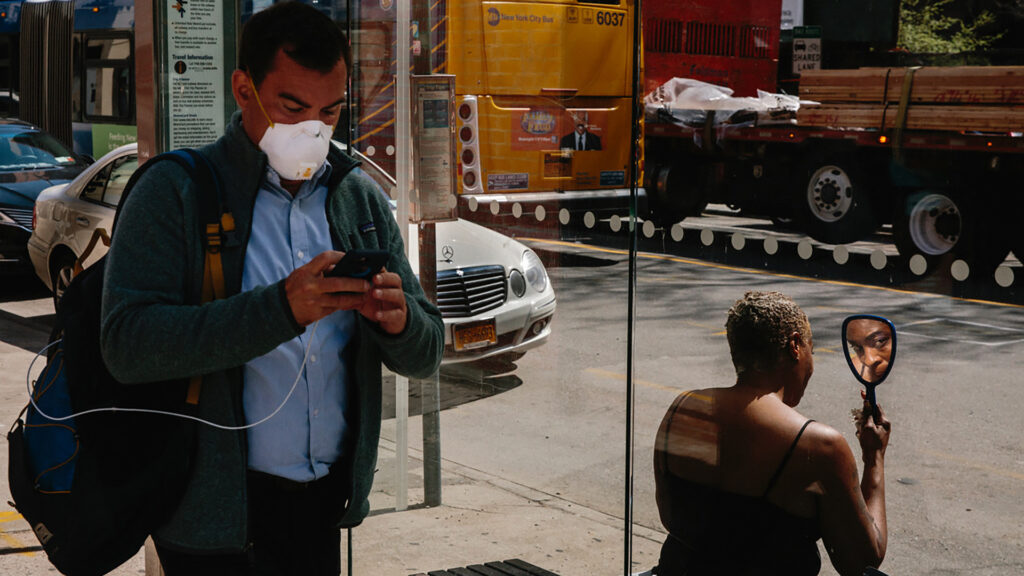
[352,0,636,212]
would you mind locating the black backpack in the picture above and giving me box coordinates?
[6,148,231,576]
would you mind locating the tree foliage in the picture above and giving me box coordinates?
[899,0,1006,53]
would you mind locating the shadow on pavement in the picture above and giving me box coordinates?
[382,356,523,420]
[0,272,49,304]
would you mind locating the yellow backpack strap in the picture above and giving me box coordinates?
[183,151,234,406]
[186,215,234,405]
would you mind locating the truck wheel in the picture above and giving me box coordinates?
[796,157,880,245]
[645,164,708,227]
[893,191,1009,279]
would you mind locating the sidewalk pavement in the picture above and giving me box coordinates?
[0,437,664,576]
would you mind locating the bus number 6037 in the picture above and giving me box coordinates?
[596,11,624,26]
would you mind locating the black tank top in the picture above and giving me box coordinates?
[656,400,821,576]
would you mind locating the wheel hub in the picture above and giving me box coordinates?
[907,193,961,255]
[807,166,854,222]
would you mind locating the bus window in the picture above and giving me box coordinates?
[72,35,82,121]
[84,35,132,121]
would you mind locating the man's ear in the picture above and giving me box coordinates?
[231,69,253,109]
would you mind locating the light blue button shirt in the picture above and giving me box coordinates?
[242,162,355,482]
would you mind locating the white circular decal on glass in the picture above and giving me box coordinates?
[951,259,970,281]
[870,250,887,270]
[700,229,714,246]
[643,220,656,238]
[833,245,849,265]
[797,240,813,260]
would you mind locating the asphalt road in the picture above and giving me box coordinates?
[2,211,1023,575]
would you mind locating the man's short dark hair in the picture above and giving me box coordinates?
[239,1,351,87]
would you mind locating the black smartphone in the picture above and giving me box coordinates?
[325,249,390,279]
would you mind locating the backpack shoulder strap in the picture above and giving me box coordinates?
[111,149,233,406]
[111,150,200,235]
[176,149,233,405]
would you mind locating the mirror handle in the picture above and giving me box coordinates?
[866,385,878,422]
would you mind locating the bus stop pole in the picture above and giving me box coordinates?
[418,223,441,507]
[395,0,413,512]
[410,0,442,508]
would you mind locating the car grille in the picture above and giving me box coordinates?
[437,265,507,318]
[1,208,33,229]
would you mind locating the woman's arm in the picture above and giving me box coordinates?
[814,404,891,576]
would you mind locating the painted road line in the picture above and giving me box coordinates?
[899,318,1024,347]
[0,531,38,556]
[586,368,683,395]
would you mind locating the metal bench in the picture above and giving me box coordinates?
[410,558,561,576]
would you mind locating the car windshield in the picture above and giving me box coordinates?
[0,130,78,171]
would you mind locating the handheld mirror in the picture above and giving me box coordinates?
[841,315,897,415]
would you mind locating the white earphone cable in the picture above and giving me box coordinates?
[25,319,320,431]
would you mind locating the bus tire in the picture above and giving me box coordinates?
[795,154,880,245]
[893,190,1010,280]
[645,163,708,227]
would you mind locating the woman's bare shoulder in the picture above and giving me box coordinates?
[799,420,858,474]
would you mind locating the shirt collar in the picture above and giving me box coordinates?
[263,160,333,199]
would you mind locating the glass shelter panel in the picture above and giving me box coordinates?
[347,0,636,573]
[633,0,1024,574]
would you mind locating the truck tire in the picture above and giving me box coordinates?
[893,191,1010,279]
[645,163,709,227]
[795,154,880,245]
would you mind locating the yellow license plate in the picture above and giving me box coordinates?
[454,320,497,351]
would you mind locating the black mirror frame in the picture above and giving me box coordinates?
[841,314,897,387]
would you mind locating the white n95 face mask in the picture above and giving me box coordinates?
[248,74,334,181]
[258,119,332,181]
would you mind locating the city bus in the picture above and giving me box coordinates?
[351,0,638,212]
[9,0,135,158]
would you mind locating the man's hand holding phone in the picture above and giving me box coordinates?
[284,250,407,334]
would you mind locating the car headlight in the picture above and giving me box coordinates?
[522,249,547,293]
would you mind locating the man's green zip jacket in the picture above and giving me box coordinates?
[101,112,444,553]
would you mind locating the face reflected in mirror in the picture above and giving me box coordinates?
[845,318,894,384]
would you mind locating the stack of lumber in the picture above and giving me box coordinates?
[795,66,1024,133]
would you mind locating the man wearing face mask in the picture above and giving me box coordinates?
[100,2,443,574]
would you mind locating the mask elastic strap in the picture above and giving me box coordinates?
[248,74,275,128]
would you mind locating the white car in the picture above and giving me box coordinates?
[28,143,556,364]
